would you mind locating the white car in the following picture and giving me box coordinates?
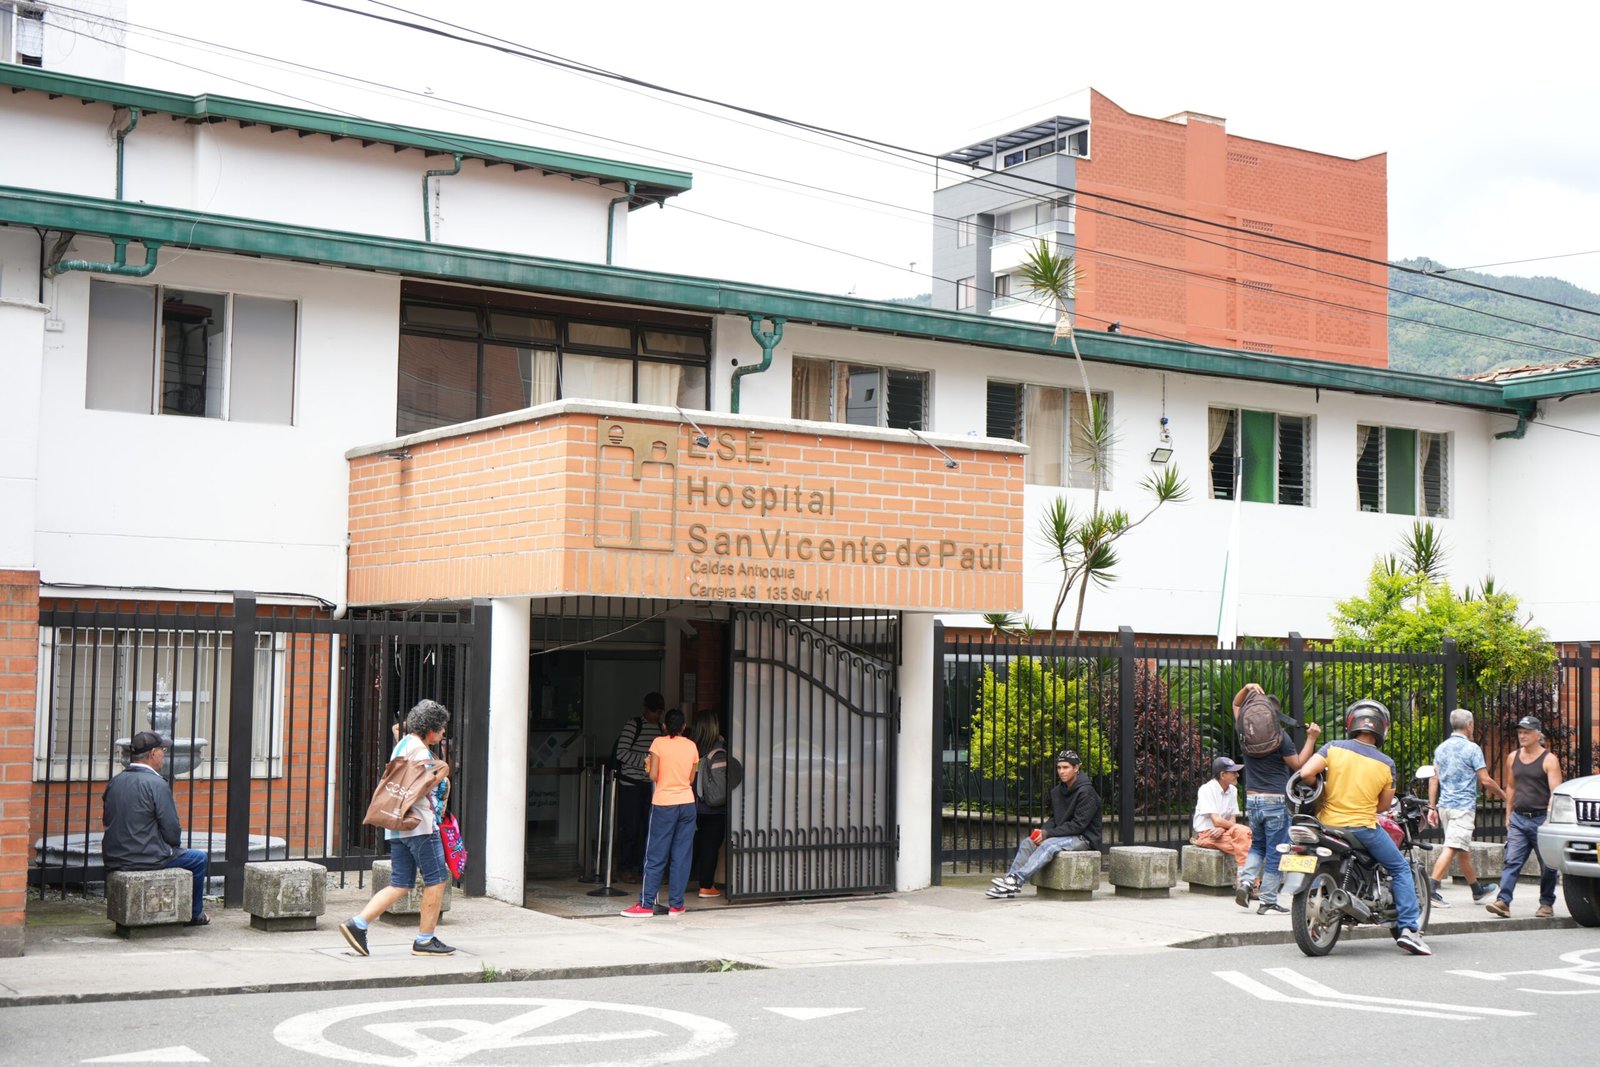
[1536,773,1600,927]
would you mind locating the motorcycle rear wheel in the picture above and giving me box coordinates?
[1411,859,1432,934]
[1292,871,1343,957]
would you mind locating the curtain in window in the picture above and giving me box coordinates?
[791,358,832,421]
[561,353,633,402]
[1207,408,1232,499]
[1025,386,1065,486]
[1384,427,1417,515]
[1240,410,1276,504]
[636,361,684,406]
[520,349,558,406]
[1355,425,1381,511]
[1067,389,1099,489]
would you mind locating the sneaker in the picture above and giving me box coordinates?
[1395,928,1432,956]
[185,912,212,927]
[697,887,722,899]
[1427,879,1451,908]
[1471,881,1500,905]
[1535,904,1554,919]
[620,904,655,918]
[1257,902,1289,915]
[1235,883,1251,909]
[667,905,687,917]
[991,874,1023,890]
[1486,899,1511,918]
[412,936,455,956]
[985,885,1020,899]
[339,920,370,957]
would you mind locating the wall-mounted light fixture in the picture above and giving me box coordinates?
[1149,375,1172,463]
[909,428,959,470]
[675,405,712,449]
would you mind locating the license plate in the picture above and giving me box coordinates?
[1278,853,1317,874]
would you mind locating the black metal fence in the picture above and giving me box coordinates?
[31,594,489,904]
[937,626,1597,876]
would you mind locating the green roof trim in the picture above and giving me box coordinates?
[0,63,690,206]
[0,185,1532,415]
[1499,367,1600,402]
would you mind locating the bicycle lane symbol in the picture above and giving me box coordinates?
[272,996,737,1066]
[1450,947,1600,995]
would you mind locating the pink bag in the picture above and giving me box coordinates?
[438,813,468,881]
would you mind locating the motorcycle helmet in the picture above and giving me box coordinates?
[1344,699,1392,745]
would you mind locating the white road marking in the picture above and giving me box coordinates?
[273,996,735,1065]
[1264,968,1533,1016]
[763,1008,861,1020]
[1449,947,1600,994]
[1215,971,1479,1021]
[82,1048,209,1064]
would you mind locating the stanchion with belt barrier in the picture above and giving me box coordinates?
[585,765,626,896]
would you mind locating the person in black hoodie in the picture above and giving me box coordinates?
[987,749,1102,898]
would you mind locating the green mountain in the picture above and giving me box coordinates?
[1388,258,1600,377]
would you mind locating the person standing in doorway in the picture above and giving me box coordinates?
[622,709,698,917]
[339,700,454,958]
[1487,716,1563,919]
[1235,683,1320,915]
[612,692,664,882]
[687,707,728,899]
[1425,708,1504,908]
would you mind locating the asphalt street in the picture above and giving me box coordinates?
[8,928,1597,1065]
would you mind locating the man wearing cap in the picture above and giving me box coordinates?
[1488,716,1563,919]
[1424,708,1504,908]
[1192,757,1252,875]
[987,750,1102,899]
[101,732,210,926]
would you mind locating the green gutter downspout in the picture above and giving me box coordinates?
[114,107,139,200]
[1494,409,1535,439]
[605,180,636,265]
[732,314,785,414]
[422,153,463,242]
[47,236,162,277]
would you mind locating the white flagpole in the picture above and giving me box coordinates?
[1216,454,1243,648]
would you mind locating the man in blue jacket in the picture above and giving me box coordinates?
[987,750,1102,898]
[102,731,210,926]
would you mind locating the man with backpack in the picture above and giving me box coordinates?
[611,692,664,882]
[1234,683,1320,915]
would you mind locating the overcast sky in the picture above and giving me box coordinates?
[81,0,1600,303]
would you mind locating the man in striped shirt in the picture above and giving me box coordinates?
[612,692,664,881]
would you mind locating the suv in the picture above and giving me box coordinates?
[1536,773,1600,926]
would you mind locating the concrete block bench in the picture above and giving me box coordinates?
[1029,850,1100,901]
[1108,846,1179,899]
[1181,845,1237,895]
[371,859,453,921]
[106,869,191,938]
[243,861,327,932]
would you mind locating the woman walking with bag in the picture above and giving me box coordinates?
[622,709,698,917]
[340,700,455,957]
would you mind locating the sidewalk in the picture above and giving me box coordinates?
[0,876,1577,1006]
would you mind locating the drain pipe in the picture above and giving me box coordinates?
[1495,409,1535,440]
[422,153,463,242]
[605,180,637,265]
[732,314,785,414]
[114,107,140,200]
[47,236,163,278]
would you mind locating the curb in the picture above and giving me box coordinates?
[1175,915,1579,950]
[0,959,743,1009]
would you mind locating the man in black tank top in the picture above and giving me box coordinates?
[1487,716,1564,918]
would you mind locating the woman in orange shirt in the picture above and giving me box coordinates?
[622,709,699,917]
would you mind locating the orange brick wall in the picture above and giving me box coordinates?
[0,571,38,956]
[1077,91,1388,367]
[348,412,1025,612]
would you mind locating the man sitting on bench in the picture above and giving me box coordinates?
[987,750,1102,898]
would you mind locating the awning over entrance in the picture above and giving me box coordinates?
[346,401,1025,612]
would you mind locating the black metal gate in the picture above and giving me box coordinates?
[726,607,899,901]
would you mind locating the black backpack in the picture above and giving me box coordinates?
[696,745,744,808]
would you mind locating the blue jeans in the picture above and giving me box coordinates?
[1007,834,1091,881]
[389,832,449,889]
[1344,824,1421,933]
[1241,795,1290,904]
[161,844,209,921]
[1501,812,1558,907]
[641,802,697,909]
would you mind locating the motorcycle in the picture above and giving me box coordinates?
[1277,765,1436,957]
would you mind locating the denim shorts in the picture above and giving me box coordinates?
[389,831,449,889]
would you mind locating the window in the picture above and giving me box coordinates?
[992,274,1011,301]
[1356,426,1449,517]
[397,298,710,435]
[37,628,285,781]
[2,4,44,66]
[955,215,976,248]
[792,358,928,430]
[999,131,1088,169]
[1208,408,1311,505]
[993,197,1075,244]
[956,277,975,310]
[987,382,1109,488]
[86,281,297,424]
